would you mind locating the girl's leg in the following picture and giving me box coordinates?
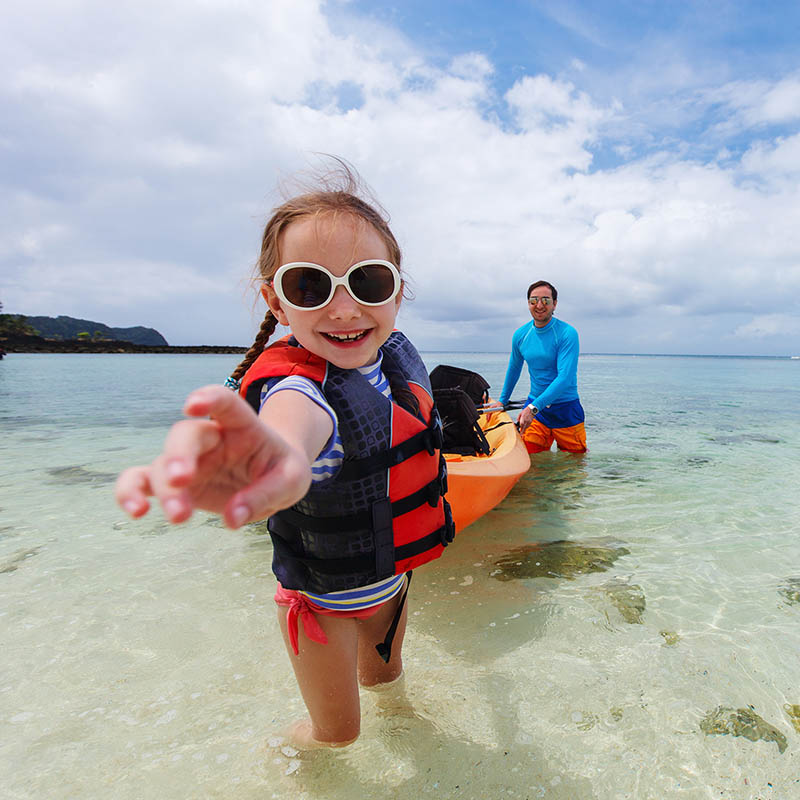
[276,609,361,748]
[356,581,408,687]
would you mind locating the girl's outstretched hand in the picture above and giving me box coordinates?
[114,385,315,529]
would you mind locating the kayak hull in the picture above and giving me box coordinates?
[443,407,530,532]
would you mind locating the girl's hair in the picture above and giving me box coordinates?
[230,160,402,382]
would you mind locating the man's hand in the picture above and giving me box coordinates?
[516,404,536,434]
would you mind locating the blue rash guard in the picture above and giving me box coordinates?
[498,317,584,429]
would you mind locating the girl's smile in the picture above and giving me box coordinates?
[323,330,369,343]
[264,213,402,369]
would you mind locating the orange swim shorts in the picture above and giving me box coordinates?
[522,419,587,454]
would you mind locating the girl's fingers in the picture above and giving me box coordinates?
[116,386,273,527]
[158,387,263,489]
[158,487,195,523]
[221,450,310,529]
[115,466,154,517]
[145,452,203,523]
[115,463,192,521]
[183,385,258,428]
[159,418,224,487]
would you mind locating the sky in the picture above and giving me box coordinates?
[2,0,800,355]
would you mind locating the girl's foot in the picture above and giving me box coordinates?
[283,718,358,750]
[361,670,404,692]
[363,672,415,718]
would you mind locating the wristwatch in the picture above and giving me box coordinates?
[526,403,539,415]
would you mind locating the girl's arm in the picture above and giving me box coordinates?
[114,384,332,529]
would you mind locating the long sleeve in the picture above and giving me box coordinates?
[498,332,525,405]
[531,325,579,409]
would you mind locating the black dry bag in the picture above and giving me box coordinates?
[429,365,492,456]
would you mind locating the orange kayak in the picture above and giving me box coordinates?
[443,406,530,532]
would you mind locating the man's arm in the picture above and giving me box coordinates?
[498,332,524,406]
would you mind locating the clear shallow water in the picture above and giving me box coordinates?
[1,352,799,799]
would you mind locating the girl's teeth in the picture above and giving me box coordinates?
[328,332,364,341]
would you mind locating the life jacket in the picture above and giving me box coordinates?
[239,332,454,594]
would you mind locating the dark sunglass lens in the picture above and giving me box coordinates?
[348,264,395,304]
[282,267,331,307]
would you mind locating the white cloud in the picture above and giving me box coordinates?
[2,0,800,356]
[710,74,800,128]
[741,132,800,180]
[506,74,608,138]
[734,314,800,339]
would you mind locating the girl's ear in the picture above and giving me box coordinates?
[261,283,289,326]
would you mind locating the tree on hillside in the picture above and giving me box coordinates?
[0,302,40,336]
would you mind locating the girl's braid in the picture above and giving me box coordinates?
[228,310,279,384]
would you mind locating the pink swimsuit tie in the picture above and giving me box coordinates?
[275,588,328,654]
[274,584,386,655]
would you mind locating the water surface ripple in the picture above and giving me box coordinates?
[1,353,799,799]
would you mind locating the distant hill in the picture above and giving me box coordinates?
[24,315,168,346]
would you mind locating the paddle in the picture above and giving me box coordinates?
[476,399,528,412]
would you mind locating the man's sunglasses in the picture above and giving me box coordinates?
[529,296,553,306]
[268,260,401,311]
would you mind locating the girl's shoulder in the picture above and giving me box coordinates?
[262,373,325,401]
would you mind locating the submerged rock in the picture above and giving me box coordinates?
[46,465,117,486]
[660,630,680,646]
[709,433,781,445]
[0,546,43,574]
[491,539,630,582]
[784,704,800,733]
[778,578,800,605]
[599,578,646,624]
[571,710,598,731]
[700,706,787,754]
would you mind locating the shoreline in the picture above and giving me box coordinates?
[0,334,246,355]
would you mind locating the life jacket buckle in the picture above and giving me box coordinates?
[438,456,448,496]
[440,501,456,545]
[426,481,440,507]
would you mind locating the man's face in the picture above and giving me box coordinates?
[528,286,556,327]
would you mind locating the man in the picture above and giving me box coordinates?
[498,280,587,453]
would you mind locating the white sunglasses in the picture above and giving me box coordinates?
[269,260,401,311]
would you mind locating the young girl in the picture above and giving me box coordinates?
[115,165,454,749]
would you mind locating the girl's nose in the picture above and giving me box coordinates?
[327,285,361,319]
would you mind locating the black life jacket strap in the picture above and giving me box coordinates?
[375,571,412,664]
[276,472,446,534]
[336,411,444,482]
[482,419,514,435]
[244,379,265,414]
[270,521,454,576]
[395,522,454,560]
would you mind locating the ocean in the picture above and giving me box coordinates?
[1,352,799,799]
